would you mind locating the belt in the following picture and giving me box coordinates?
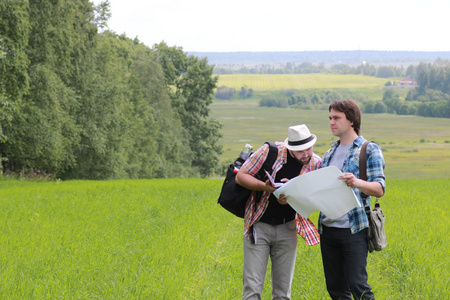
[259,217,294,226]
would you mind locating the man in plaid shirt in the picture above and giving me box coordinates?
[319,100,386,300]
[236,124,321,300]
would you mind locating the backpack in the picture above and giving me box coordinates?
[217,142,278,218]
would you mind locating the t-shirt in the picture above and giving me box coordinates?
[322,143,352,228]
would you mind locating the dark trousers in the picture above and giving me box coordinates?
[320,226,374,300]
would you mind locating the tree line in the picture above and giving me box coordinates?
[372,60,450,118]
[253,60,449,118]
[0,0,222,179]
[193,50,450,67]
[214,59,448,80]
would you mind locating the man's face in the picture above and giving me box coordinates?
[329,109,353,138]
[289,147,313,165]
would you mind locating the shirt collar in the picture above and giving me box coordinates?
[332,136,365,149]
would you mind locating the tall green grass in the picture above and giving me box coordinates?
[0,178,448,299]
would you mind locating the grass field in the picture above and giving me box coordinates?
[210,100,450,180]
[216,74,392,91]
[216,73,402,102]
[0,178,448,299]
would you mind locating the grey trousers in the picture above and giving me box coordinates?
[243,220,298,300]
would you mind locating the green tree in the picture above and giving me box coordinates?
[0,0,30,148]
[240,85,253,98]
[154,42,222,177]
[63,31,191,179]
[92,0,111,30]
[377,66,396,78]
[416,63,430,95]
[0,0,30,102]
[4,65,80,172]
[357,63,376,76]
[364,101,375,113]
[398,103,410,115]
[405,65,416,78]
[65,31,135,179]
[1,0,88,174]
[129,40,191,178]
[374,102,387,114]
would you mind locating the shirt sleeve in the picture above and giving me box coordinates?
[367,143,386,193]
[242,144,268,176]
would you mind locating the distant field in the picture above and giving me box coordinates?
[216,74,394,91]
[211,101,450,180]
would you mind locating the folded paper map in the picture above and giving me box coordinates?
[265,170,284,187]
[273,166,360,219]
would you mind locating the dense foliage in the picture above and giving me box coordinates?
[0,0,222,179]
[215,61,408,77]
[213,59,416,78]
[365,61,450,118]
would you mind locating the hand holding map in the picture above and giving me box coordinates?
[265,170,284,187]
[273,166,360,219]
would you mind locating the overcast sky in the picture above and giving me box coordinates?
[92,0,450,52]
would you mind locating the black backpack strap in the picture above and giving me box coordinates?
[262,142,278,172]
[254,142,278,180]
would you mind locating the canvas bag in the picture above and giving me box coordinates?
[217,142,278,218]
[359,141,387,253]
[365,199,386,252]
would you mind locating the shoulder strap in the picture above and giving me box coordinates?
[250,142,279,181]
[261,142,278,172]
[359,141,370,182]
[359,141,371,200]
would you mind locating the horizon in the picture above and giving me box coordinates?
[187,50,450,53]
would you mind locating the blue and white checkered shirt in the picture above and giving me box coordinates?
[318,136,386,234]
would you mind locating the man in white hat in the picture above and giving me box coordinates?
[236,124,321,300]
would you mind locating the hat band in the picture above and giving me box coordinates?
[288,135,314,146]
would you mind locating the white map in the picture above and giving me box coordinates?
[273,166,360,219]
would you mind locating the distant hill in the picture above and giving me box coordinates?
[189,50,450,66]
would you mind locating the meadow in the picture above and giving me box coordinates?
[211,100,450,180]
[215,73,409,102]
[0,178,448,299]
[216,74,391,91]
[1,74,449,299]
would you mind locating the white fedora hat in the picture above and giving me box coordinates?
[284,124,317,151]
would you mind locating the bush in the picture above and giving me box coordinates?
[260,97,288,108]
[215,85,236,99]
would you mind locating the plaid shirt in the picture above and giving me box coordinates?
[318,136,386,234]
[243,142,322,245]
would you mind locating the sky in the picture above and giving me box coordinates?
[92,0,450,53]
